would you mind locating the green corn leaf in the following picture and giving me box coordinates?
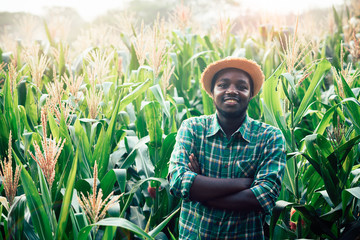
[320,202,342,221]
[294,59,331,126]
[155,133,176,179]
[67,209,81,240]
[18,105,32,132]
[133,137,154,179]
[55,150,78,240]
[37,164,56,232]
[19,165,53,240]
[100,169,127,197]
[262,63,285,126]
[203,35,216,52]
[44,20,55,47]
[119,78,152,112]
[269,200,293,238]
[137,66,153,84]
[341,97,360,134]
[7,195,27,240]
[120,136,149,170]
[74,179,91,197]
[48,113,60,142]
[78,218,153,240]
[305,134,340,205]
[90,121,103,147]
[149,84,170,118]
[74,119,92,167]
[332,6,343,33]
[196,55,208,73]
[24,85,37,128]
[4,75,20,138]
[314,134,334,159]
[184,50,212,68]
[282,156,297,197]
[148,207,180,237]
[130,206,146,230]
[328,134,360,190]
[314,105,336,134]
[120,192,135,218]
[279,74,293,105]
[304,165,323,200]
[56,111,74,186]
[128,43,140,72]
[320,160,340,206]
[102,226,117,240]
[93,94,121,179]
[143,101,163,149]
[303,135,322,175]
[339,70,360,132]
[17,79,27,106]
[201,88,215,115]
[345,187,360,199]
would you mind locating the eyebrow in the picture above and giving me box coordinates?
[216,78,249,84]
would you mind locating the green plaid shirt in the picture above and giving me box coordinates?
[168,114,286,239]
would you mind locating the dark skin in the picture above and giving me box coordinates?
[188,68,262,212]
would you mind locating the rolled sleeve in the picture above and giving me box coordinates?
[170,170,197,201]
[168,120,198,201]
[250,129,286,214]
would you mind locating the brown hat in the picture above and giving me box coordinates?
[200,57,265,97]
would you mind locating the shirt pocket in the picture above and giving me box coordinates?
[234,159,257,178]
[232,146,258,178]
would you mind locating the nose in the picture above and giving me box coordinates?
[225,84,238,94]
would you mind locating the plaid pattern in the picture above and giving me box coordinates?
[168,114,286,239]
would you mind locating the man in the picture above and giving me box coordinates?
[168,57,286,239]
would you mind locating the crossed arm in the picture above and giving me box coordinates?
[187,154,262,212]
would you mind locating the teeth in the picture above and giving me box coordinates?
[225,99,237,103]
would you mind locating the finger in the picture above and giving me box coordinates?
[188,162,194,172]
[190,155,201,174]
[189,154,197,169]
[189,156,196,171]
[189,154,196,166]
[191,154,200,169]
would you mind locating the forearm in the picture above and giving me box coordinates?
[205,189,262,212]
[189,175,253,202]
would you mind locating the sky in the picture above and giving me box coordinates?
[1,0,345,21]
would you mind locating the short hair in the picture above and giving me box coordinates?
[210,68,254,97]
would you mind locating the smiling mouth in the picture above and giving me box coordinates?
[224,98,239,103]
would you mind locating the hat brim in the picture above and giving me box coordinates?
[201,57,265,98]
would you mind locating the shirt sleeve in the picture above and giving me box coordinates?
[168,119,198,201]
[250,128,286,214]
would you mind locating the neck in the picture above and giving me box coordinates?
[216,112,246,139]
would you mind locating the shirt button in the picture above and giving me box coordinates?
[224,164,228,168]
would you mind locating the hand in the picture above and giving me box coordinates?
[188,153,201,174]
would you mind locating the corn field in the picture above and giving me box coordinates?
[0,3,360,240]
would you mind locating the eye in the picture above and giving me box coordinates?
[217,83,227,88]
[237,85,248,90]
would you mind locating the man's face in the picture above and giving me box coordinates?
[212,68,252,119]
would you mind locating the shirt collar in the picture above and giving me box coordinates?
[238,115,251,143]
[206,114,252,143]
[206,114,222,137]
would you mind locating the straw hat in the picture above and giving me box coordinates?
[200,57,265,97]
